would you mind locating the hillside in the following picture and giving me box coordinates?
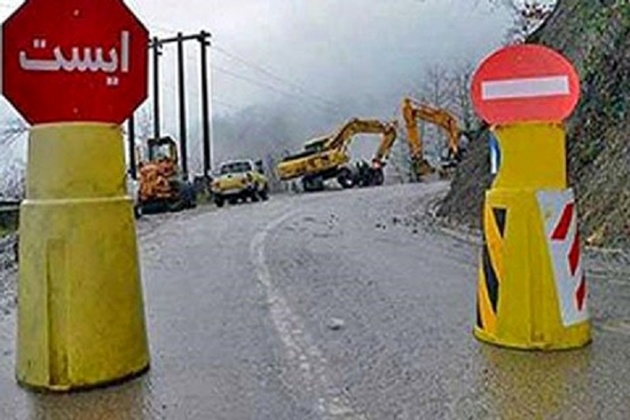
[438,0,630,249]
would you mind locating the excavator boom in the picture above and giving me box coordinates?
[402,98,424,163]
[276,118,398,191]
[401,97,463,177]
[325,118,397,154]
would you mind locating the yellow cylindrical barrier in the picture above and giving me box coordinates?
[474,123,591,350]
[17,123,150,391]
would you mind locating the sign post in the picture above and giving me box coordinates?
[470,45,590,350]
[2,0,150,390]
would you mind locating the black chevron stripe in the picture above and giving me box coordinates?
[482,245,499,313]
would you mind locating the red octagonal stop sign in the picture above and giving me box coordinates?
[471,44,580,125]
[1,0,149,125]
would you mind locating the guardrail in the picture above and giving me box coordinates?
[0,200,20,208]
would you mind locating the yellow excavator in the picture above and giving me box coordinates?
[276,118,398,192]
[401,97,464,178]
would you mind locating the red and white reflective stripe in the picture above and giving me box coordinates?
[537,190,589,327]
[481,76,570,100]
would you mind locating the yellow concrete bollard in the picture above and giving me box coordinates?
[17,123,150,391]
[474,123,591,350]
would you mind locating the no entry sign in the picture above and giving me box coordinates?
[471,45,580,125]
[1,0,149,125]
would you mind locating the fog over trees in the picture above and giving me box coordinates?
[0,0,556,195]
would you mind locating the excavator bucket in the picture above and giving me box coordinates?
[415,159,436,177]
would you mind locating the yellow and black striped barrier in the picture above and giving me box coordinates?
[473,124,591,350]
[470,45,590,350]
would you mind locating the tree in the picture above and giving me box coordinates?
[419,64,451,109]
[388,134,415,184]
[0,118,28,199]
[402,58,483,180]
[135,108,154,142]
[412,65,452,160]
[133,107,153,162]
[489,0,557,43]
[448,62,476,133]
[0,161,26,200]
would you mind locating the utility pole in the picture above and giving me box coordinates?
[127,115,136,179]
[150,37,162,151]
[155,32,210,179]
[199,30,212,177]
[135,31,212,180]
[176,32,188,179]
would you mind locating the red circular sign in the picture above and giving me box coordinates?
[471,44,580,125]
[1,0,149,125]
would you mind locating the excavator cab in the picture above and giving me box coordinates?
[276,119,395,191]
[138,136,196,212]
[148,136,179,163]
[304,136,329,153]
[254,159,267,175]
[281,136,330,163]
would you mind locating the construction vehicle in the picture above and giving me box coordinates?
[138,136,196,213]
[211,159,269,207]
[276,118,398,192]
[401,97,465,178]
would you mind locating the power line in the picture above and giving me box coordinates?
[148,23,177,37]
[146,24,342,117]
[155,73,236,111]
[212,98,239,111]
[212,65,340,117]
[212,43,344,112]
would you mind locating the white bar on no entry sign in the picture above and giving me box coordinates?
[482,76,570,100]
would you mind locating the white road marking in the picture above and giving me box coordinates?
[251,211,365,420]
[481,75,570,100]
[598,320,630,337]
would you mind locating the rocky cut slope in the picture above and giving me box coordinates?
[438,0,630,249]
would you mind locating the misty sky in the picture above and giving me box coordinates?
[132,0,512,117]
[0,0,513,167]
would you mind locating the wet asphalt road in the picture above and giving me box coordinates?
[0,182,630,419]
